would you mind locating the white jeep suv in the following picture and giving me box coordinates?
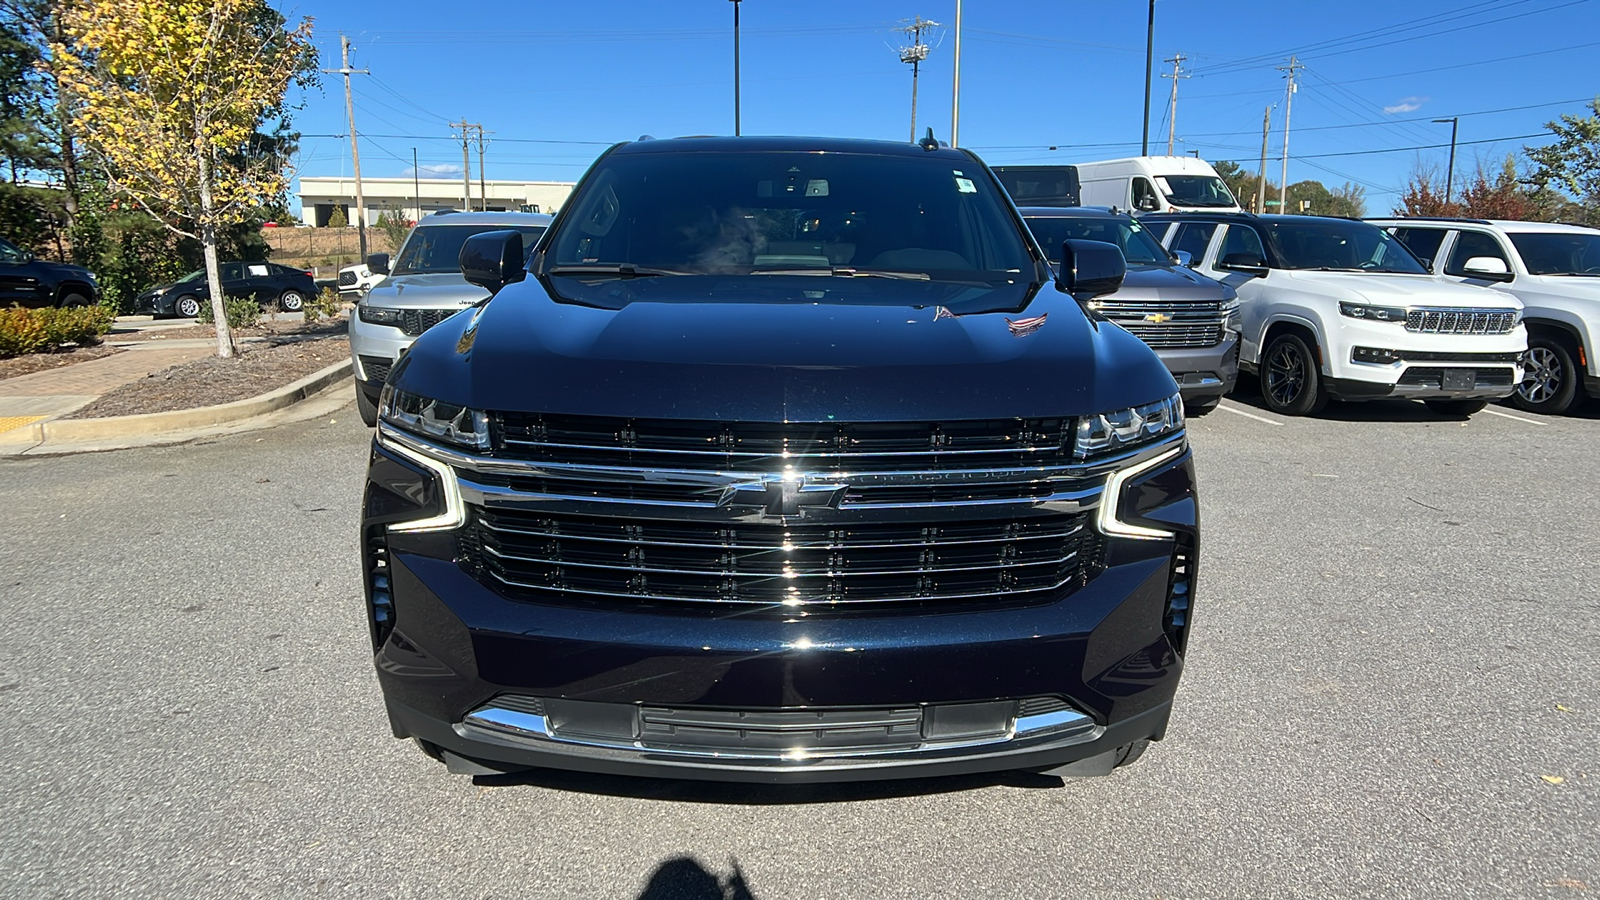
[1146,213,1525,416]
[1373,218,1599,415]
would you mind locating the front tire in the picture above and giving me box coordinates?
[1424,398,1489,416]
[278,289,305,312]
[174,295,201,318]
[356,386,379,427]
[58,292,91,308]
[1259,333,1328,416]
[1513,337,1580,415]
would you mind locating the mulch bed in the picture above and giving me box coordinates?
[0,344,121,381]
[64,336,350,419]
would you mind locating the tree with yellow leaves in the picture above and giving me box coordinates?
[52,0,314,357]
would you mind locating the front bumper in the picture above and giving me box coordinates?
[1156,332,1240,402]
[349,314,416,397]
[363,438,1198,783]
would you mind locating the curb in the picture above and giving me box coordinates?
[5,358,353,447]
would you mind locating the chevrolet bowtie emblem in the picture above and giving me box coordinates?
[719,475,848,517]
[1144,313,1172,323]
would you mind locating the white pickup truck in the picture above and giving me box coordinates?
[337,255,389,298]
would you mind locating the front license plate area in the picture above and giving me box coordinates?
[1441,369,1476,391]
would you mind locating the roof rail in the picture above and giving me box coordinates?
[1367,215,1492,224]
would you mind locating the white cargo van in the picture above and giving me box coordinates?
[1075,156,1241,214]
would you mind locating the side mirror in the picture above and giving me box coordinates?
[1136,195,1160,212]
[366,253,390,275]
[1057,239,1126,301]
[1173,249,1194,268]
[1218,252,1268,278]
[459,230,525,294]
[1462,256,1513,281]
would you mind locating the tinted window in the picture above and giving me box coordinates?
[0,237,24,263]
[1444,231,1510,277]
[1263,219,1427,274]
[1157,175,1237,208]
[1023,215,1170,266]
[992,166,1079,206]
[1170,222,1218,262]
[394,224,548,275]
[1220,224,1266,263]
[220,263,243,281]
[547,150,1032,279]
[1390,227,1447,266]
[1506,231,1600,275]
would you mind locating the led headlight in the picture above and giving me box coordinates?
[378,385,490,450]
[1338,301,1407,323]
[1074,393,1184,460]
[359,303,403,325]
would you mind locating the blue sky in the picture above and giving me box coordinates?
[285,0,1600,212]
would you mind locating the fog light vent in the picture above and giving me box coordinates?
[1164,535,1196,655]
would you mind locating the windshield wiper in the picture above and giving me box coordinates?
[750,266,932,280]
[547,263,686,277]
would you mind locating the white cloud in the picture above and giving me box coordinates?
[401,163,463,179]
[1383,96,1428,115]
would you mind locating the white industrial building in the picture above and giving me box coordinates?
[297,176,576,227]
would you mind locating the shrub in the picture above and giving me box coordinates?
[196,295,262,330]
[0,305,115,358]
[301,286,344,324]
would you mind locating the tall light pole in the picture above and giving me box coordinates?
[1434,117,1459,206]
[950,0,962,147]
[1141,0,1154,156]
[731,0,742,136]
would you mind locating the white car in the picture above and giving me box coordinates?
[1145,213,1525,416]
[1372,218,1599,415]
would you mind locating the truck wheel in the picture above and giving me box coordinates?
[174,295,201,318]
[1424,398,1489,416]
[1259,333,1328,416]
[356,386,379,427]
[1513,337,1580,415]
[59,292,91,308]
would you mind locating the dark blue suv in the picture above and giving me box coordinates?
[360,136,1199,783]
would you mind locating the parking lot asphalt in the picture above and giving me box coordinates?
[0,396,1595,899]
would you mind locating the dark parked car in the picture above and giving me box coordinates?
[0,235,99,308]
[363,136,1198,783]
[134,262,317,318]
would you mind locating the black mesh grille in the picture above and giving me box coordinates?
[461,506,1101,608]
[399,308,461,337]
[338,270,358,287]
[1397,367,1516,388]
[359,354,392,385]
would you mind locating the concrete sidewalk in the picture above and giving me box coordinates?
[0,344,208,432]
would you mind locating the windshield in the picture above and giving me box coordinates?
[1156,175,1237,208]
[1024,215,1172,267]
[544,150,1035,291]
[0,236,24,263]
[1264,219,1428,274]
[1507,232,1600,276]
[393,224,548,275]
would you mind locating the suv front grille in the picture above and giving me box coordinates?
[399,308,461,337]
[1405,308,1517,335]
[337,271,358,287]
[1089,299,1230,349]
[461,506,1101,608]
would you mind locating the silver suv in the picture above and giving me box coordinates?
[350,211,552,425]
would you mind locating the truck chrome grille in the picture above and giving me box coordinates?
[1088,299,1230,349]
[399,308,461,337]
[461,506,1101,607]
[1404,308,1517,335]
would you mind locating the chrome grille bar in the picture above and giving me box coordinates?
[1404,308,1517,335]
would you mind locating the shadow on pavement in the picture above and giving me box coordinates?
[637,857,757,900]
[474,766,1065,804]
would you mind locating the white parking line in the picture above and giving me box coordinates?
[1215,402,1284,426]
[1482,408,1548,426]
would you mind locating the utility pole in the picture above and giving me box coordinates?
[730,0,742,136]
[1256,105,1272,214]
[950,0,962,147]
[450,119,476,211]
[1162,53,1187,156]
[1276,56,1302,212]
[412,147,420,223]
[898,16,939,143]
[1434,116,1460,205]
[322,35,370,257]
[475,127,493,212]
[1141,0,1154,155]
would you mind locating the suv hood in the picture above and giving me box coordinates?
[1103,264,1232,301]
[391,282,1179,422]
[363,272,489,309]
[1279,271,1521,308]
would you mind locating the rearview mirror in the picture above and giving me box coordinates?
[1218,252,1268,277]
[459,230,525,294]
[1057,239,1126,301]
[1462,256,1513,281]
[366,253,390,275]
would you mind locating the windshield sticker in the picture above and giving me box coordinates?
[955,177,977,194]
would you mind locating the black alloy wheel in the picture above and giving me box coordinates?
[1260,333,1328,416]
[174,295,201,318]
[1513,337,1580,415]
